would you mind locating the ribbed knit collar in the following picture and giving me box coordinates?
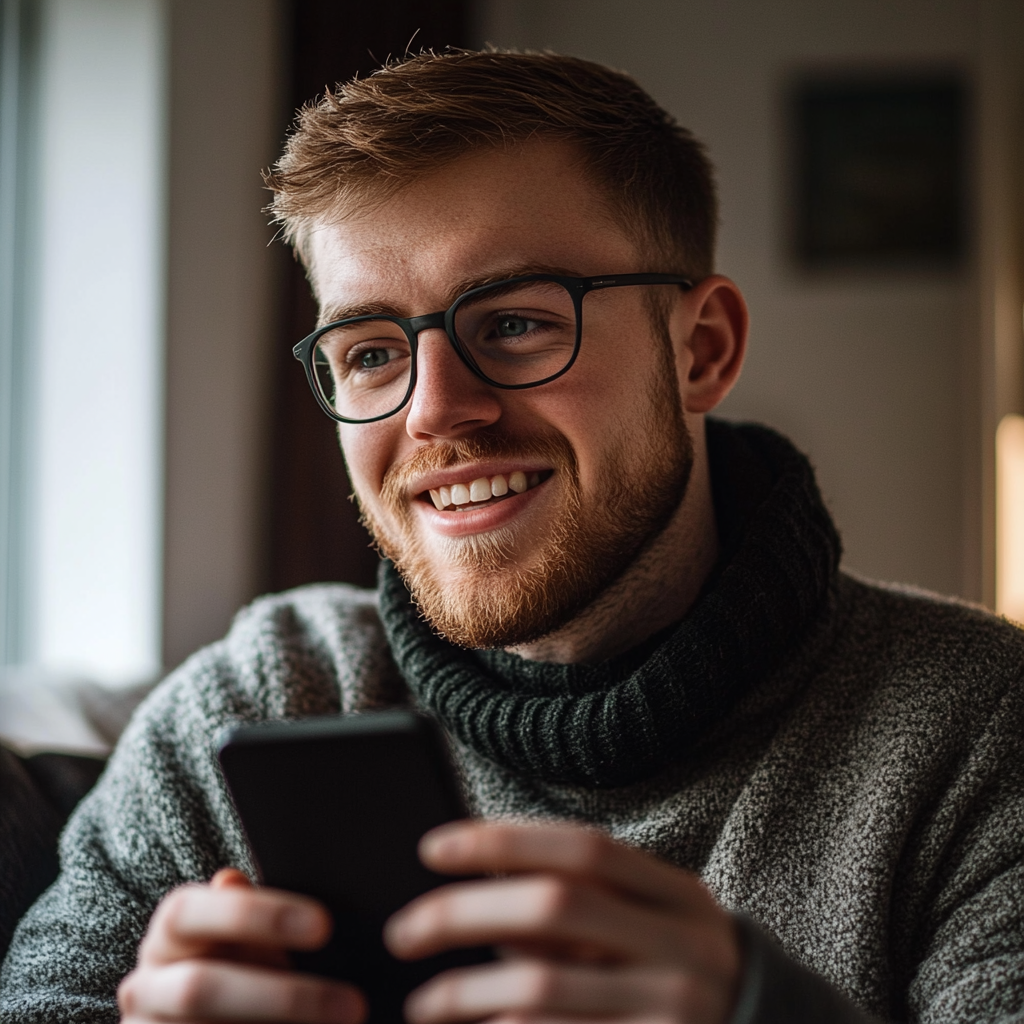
[377,420,841,788]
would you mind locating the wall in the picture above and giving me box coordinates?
[474,0,1019,601]
[161,0,287,670]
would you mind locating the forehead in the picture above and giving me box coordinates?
[306,140,638,314]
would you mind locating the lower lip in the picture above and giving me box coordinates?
[414,478,550,538]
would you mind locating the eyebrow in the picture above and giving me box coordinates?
[317,262,583,327]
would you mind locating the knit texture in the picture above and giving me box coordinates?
[2,423,1023,1024]
[378,421,841,787]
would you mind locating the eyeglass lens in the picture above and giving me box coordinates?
[311,279,579,421]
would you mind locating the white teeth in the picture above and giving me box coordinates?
[428,470,541,509]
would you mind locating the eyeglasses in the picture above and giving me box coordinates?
[293,272,694,424]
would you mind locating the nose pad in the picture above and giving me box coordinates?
[404,327,502,439]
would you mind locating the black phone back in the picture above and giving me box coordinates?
[218,710,491,1023]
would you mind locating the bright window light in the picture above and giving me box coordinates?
[24,0,166,684]
[996,413,1024,625]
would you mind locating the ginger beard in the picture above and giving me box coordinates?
[357,346,694,649]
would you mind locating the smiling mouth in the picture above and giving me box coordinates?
[423,471,549,512]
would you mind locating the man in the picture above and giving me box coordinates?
[2,49,1022,1024]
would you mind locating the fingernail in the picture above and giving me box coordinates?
[281,905,322,941]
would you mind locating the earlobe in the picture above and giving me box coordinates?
[673,276,749,414]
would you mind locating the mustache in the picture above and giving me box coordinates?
[380,432,576,513]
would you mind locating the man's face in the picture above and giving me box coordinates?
[307,141,693,648]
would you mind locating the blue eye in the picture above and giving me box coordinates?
[495,316,540,337]
[360,349,390,368]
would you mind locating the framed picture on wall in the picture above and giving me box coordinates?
[792,72,967,270]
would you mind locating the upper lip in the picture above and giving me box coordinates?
[410,462,552,496]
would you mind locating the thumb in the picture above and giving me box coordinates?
[210,867,253,890]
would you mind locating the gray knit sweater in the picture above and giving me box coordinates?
[1,570,1023,1022]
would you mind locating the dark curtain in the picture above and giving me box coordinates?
[269,1,467,592]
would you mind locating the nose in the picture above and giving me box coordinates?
[403,327,503,441]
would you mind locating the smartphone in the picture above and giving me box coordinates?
[217,710,493,1024]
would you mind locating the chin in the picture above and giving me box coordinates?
[420,525,535,573]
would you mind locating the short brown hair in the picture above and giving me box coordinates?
[266,49,718,278]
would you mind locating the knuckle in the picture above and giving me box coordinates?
[413,892,452,936]
[517,961,561,1007]
[156,885,192,928]
[167,962,215,1016]
[422,972,462,1017]
[477,825,509,859]
[282,979,321,1020]
[155,882,209,939]
[566,829,611,873]
[661,972,702,1015]
[116,970,140,1014]
[531,877,575,923]
[218,895,256,935]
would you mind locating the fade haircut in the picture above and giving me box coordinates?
[266,49,718,279]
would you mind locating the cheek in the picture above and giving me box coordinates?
[553,351,658,489]
[338,423,396,498]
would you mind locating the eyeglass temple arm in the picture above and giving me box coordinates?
[585,273,694,291]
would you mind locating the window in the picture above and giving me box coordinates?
[0,0,166,687]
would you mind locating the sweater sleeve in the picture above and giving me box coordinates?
[0,585,387,1024]
[731,917,882,1024]
[731,667,1024,1024]
[0,644,263,1024]
[902,677,1024,1023]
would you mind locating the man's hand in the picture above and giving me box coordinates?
[118,868,366,1024]
[385,821,741,1024]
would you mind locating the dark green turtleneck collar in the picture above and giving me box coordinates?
[377,419,841,788]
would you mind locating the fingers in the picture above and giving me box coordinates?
[405,960,728,1024]
[140,883,333,966]
[386,875,732,979]
[124,876,360,1023]
[420,821,715,916]
[118,960,366,1024]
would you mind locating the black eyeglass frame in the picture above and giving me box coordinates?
[292,272,695,424]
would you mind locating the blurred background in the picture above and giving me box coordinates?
[0,0,1022,744]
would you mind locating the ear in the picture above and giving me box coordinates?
[669,275,748,414]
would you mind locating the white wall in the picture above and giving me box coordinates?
[161,0,286,670]
[26,0,166,683]
[474,0,997,599]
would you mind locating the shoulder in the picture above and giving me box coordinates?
[222,581,401,715]
[116,582,406,776]
[837,571,1024,683]
[818,571,1024,746]
[69,582,405,877]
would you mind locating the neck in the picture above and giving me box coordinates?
[509,419,719,665]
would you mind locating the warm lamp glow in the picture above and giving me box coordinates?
[996,414,1024,623]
